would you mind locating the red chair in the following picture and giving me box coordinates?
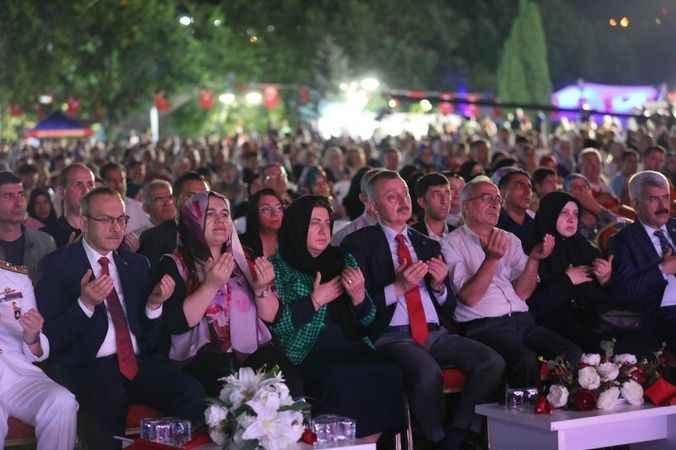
[4,404,163,448]
[395,368,466,450]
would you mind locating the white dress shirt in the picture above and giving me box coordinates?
[78,239,161,357]
[381,225,447,326]
[641,222,676,307]
[442,225,529,322]
[423,219,452,243]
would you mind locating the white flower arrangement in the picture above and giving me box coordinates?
[539,340,665,412]
[206,367,308,450]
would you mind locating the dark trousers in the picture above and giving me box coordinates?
[464,312,582,388]
[71,355,206,450]
[376,326,505,442]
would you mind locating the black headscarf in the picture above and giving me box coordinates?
[241,188,282,258]
[278,195,366,339]
[526,191,600,278]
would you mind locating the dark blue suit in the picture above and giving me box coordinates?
[37,242,206,450]
[342,225,504,443]
[610,218,676,350]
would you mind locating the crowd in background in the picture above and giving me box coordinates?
[1,112,676,450]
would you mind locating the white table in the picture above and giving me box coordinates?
[476,402,676,450]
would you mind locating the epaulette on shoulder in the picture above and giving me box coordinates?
[0,259,29,275]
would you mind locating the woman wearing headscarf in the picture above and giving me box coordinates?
[269,196,404,442]
[240,188,284,258]
[525,191,612,352]
[154,191,300,396]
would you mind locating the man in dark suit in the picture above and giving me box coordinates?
[412,173,456,242]
[138,172,208,267]
[342,171,504,450]
[37,187,206,450]
[611,170,676,350]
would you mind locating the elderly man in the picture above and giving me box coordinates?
[44,163,95,247]
[37,187,206,450]
[343,170,504,450]
[141,180,177,228]
[261,163,296,206]
[446,173,465,228]
[578,147,618,205]
[611,171,676,351]
[100,163,151,236]
[564,173,617,242]
[443,176,581,387]
[0,260,78,450]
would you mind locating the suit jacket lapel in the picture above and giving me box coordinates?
[668,219,676,247]
[633,222,661,263]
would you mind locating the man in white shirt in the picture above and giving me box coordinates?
[0,261,77,450]
[610,170,676,351]
[37,187,206,450]
[342,171,504,450]
[443,176,581,387]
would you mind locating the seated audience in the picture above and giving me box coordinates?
[564,174,617,242]
[343,171,504,450]
[332,168,381,246]
[0,172,55,283]
[610,171,676,352]
[497,168,534,245]
[0,260,78,450]
[270,196,405,443]
[138,172,208,267]
[526,192,612,352]
[412,173,455,241]
[37,187,206,450]
[443,176,581,387]
[444,172,465,228]
[240,188,284,257]
[153,191,298,396]
[26,188,58,231]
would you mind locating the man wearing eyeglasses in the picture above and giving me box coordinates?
[443,176,581,388]
[37,187,206,450]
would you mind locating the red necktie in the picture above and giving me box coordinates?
[395,234,428,345]
[98,257,139,380]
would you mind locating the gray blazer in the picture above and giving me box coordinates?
[0,227,56,284]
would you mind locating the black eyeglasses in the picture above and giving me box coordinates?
[86,215,130,227]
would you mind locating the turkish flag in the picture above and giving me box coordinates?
[198,90,214,110]
[154,93,171,112]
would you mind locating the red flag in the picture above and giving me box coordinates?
[198,90,214,110]
[263,85,280,110]
[154,93,171,112]
[298,86,310,104]
[9,104,23,117]
[66,97,80,116]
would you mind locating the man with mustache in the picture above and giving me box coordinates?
[610,170,676,351]
[342,170,504,450]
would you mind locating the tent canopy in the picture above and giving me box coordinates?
[27,111,93,138]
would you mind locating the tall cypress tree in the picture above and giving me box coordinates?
[498,0,552,106]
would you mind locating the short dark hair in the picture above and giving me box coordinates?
[644,145,667,159]
[100,163,125,180]
[0,171,22,188]
[80,187,122,217]
[16,163,37,175]
[173,171,207,198]
[498,168,531,190]
[621,149,640,162]
[532,167,556,186]
[414,173,449,198]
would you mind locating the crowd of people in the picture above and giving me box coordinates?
[0,113,675,450]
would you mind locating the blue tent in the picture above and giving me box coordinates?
[27,111,92,138]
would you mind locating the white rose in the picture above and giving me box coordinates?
[209,428,226,445]
[581,353,601,366]
[578,366,601,390]
[546,385,569,408]
[613,354,638,365]
[621,380,645,406]
[597,387,620,410]
[205,404,228,428]
[597,362,620,382]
